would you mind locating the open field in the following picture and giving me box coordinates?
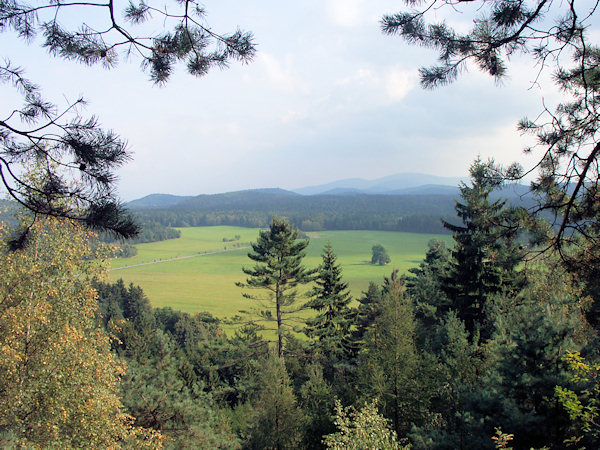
[108,226,451,316]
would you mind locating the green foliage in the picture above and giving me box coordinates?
[0,219,160,447]
[556,351,600,447]
[94,278,240,447]
[305,242,354,361]
[405,239,451,343]
[442,159,525,339]
[357,271,431,437]
[459,263,586,449]
[244,353,305,449]
[237,217,315,357]
[371,244,391,265]
[121,332,239,449]
[299,362,336,449]
[323,400,408,449]
[351,282,384,351]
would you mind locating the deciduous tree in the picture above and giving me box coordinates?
[324,400,407,450]
[0,218,160,447]
[371,244,391,265]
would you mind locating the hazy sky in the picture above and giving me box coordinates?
[2,0,574,200]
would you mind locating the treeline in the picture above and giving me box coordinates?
[134,209,453,234]
[127,187,540,235]
[96,219,182,257]
[98,219,181,244]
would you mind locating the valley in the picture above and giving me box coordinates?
[108,226,451,316]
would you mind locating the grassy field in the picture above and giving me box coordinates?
[108,226,451,316]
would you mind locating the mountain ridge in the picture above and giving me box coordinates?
[292,173,467,196]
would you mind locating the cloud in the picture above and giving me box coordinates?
[385,68,417,100]
[281,110,308,124]
[257,52,308,93]
[334,66,416,103]
[326,0,365,27]
[335,68,378,87]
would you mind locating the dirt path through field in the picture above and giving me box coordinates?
[108,246,249,272]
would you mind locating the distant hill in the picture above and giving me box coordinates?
[130,188,460,234]
[173,188,300,210]
[293,173,466,195]
[387,184,460,196]
[127,194,193,210]
[126,180,534,235]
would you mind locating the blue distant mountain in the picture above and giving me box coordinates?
[293,173,466,195]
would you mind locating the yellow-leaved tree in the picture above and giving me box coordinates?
[0,217,161,448]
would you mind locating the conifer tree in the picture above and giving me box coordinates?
[1,2,255,241]
[350,282,384,355]
[358,271,426,436]
[246,353,305,449]
[442,159,524,339]
[237,217,315,358]
[305,242,354,361]
[299,362,336,449]
[405,239,452,343]
[121,330,238,448]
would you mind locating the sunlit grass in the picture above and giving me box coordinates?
[108,226,451,316]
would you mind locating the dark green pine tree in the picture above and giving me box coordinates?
[405,239,452,342]
[442,159,525,339]
[237,217,315,358]
[245,352,305,449]
[357,270,430,437]
[305,242,354,360]
[349,282,384,357]
[458,264,589,449]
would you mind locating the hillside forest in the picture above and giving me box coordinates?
[3,161,600,449]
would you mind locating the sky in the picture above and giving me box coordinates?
[1,0,579,200]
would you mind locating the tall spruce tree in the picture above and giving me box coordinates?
[237,217,315,358]
[349,282,384,358]
[442,159,524,339]
[305,242,354,361]
[405,239,452,345]
[358,271,428,437]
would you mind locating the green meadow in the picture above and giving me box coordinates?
[108,226,451,316]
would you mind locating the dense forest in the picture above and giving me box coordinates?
[129,188,537,235]
[2,0,600,446]
[130,190,459,234]
[3,161,600,448]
